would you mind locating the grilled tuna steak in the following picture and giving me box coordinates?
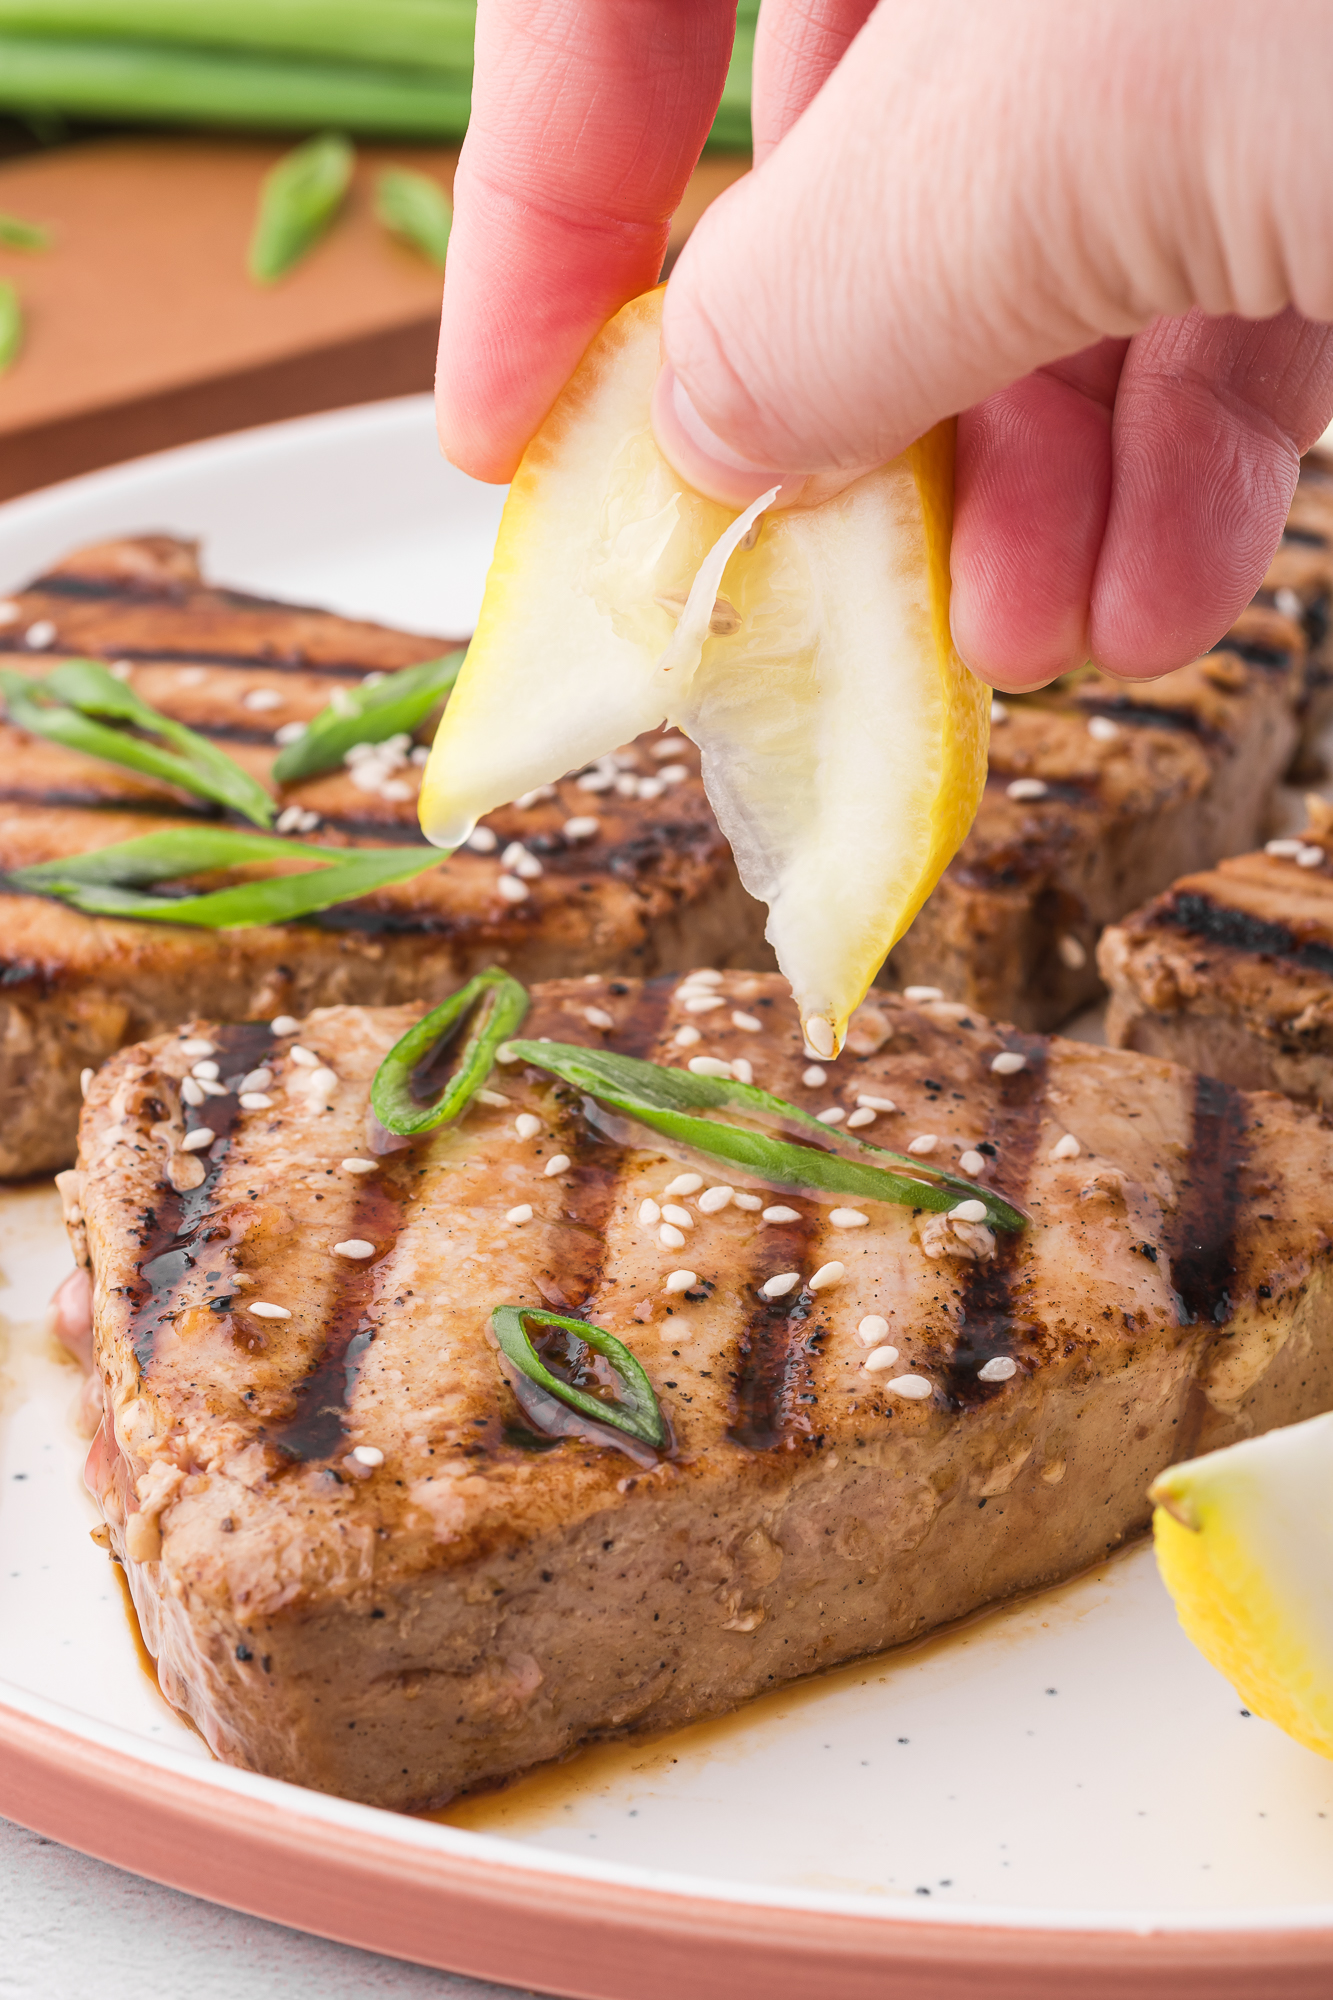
[62,973,1333,1808]
[886,608,1306,1030]
[0,536,767,1178]
[1101,806,1333,1106]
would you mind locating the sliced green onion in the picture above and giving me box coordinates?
[0,210,49,249]
[502,1039,1026,1232]
[375,165,451,267]
[0,280,20,374]
[272,649,463,784]
[8,825,446,926]
[370,967,528,1135]
[1,658,275,825]
[0,0,480,69]
[491,1305,667,1450]
[248,131,354,284]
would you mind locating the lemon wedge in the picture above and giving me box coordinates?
[420,288,988,1055]
[1151,1412,1333,1758]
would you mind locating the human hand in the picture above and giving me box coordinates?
[436,0,1333,688]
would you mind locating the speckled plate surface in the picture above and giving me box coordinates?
[2,406,1333,1998]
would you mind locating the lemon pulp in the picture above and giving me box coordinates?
[420,288,988,1054]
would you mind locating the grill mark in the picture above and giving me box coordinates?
[611,975,674,1057]
[945,1029,1049,1410]
[0,786,225,820]
[0,637,424,679]
[984,775,1098,806]
[126,1022,276,1371]
[1218,638,1293,671]
[1164,1073,1247,1328]
[1282,525,1329,549]
[1079,699,1215,741]
[266,1170,409,1464]
[726,1206,822,1450]
[1152,890,1333,978]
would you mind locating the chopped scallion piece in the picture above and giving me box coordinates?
[0,658,275,825]
[0,210,49,249]
[370,967,528,1134]
[248,131,354,284]
[491,1305,667,1450]
[375,165,451,267]
[0,280,21,373]
[272,649,463,783]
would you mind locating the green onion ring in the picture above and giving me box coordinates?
[370,967,529,1135]
[491,1305,667,1450]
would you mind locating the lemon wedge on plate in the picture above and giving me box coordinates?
[420,288,988,1056]
[1151,1411,1333,1758]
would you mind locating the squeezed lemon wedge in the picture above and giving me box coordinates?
[1151,1412,1333,1758]
[420,288,988,1055]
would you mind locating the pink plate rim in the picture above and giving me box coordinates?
[5,1686,1333,1998]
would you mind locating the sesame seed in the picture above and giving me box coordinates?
[907,1134,938,1155]
[494,1043,519,1063]
[506,1204,534,1224]
[307,1067,338,1096]
[656,763,689,784]
[762,1206,801,1224]
[683,994,725,1013]
[181,1128,214,1152]
[636,776,665,800]
[1297,845,1325,869]
[270,1016,300,1036]
[0,600,16,623]
[697,1186,733,1214]
[990,699,1009,723]
[239,1092,274,1111]
[248,1301,291,1319]
[274,719,307,745]
[584,1006,615,1030]
[855,1092,892,1111]
[958,1150,987,1176]
[563,816,600,843]
[887,1374,932,1399]
[804,1017,835,1059]
[502,841,543,878]
[863,1345,901,1373]
[1058,934,1087,970]
[762,1272,800,1299]
[180,1077,205,1106]
[380,777,415,803]
[615,774,638,797]
[576,766,616,792]
[664,1269,698,1293]
[190,1059,220,1080]
[24,619,56,649]
[808,1262,845,1291]
[333,1239,375,1259]
[198,1079,228,1098]
[239,1068,273,1093]
[802,1065,828,1088]
[497,873,529,902]
[1087,714,1120,742]
[243,687,283,711]
[688,1055,733,1078]
[342,1158,378,1173]
[665,1174,703,1197]
[477,1089,509,1108]
[829,1208,870,1229]
[652,735,689,759]
[903,986,942,1004]
[858,1314,890,1345]
[514,1114,542,1141]
[1049,1133,1081,1161]
[289,1045,318,1067]
[544,1153,571,1177]
[950,1199,989,1223]
[1275,586,1304,620]
[673,1025,702,1048]
[662,1204,693,1230]
[1266,838,1305,858]
[732,1012,763,1032]
[991,1051,1027,1075]
[638,1199,662,1226]
[514,785,556,808]
[978,1356,1017,1382]
[846,1107,876,1128]
[79,1066,94,1098]
[731,1057,755,1085]
[687,969,724,985]
[1007,778,1048,801]
[352,1445,384,1468]
[659,1223,687,1249]
[108,661,134,680]
[816,1106,846,1126]
[179,1038,215,1057]
[466,825,499,853]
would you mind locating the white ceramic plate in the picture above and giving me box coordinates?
[2,403,1332,1998]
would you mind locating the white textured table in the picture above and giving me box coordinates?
[1,1816,552,1999]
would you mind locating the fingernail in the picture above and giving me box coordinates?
[651,363,805,509]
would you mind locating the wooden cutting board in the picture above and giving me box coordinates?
[0,136,747,503]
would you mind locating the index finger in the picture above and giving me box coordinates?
[437,0,738,482]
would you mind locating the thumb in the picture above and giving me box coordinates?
[661,0,1333,477]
